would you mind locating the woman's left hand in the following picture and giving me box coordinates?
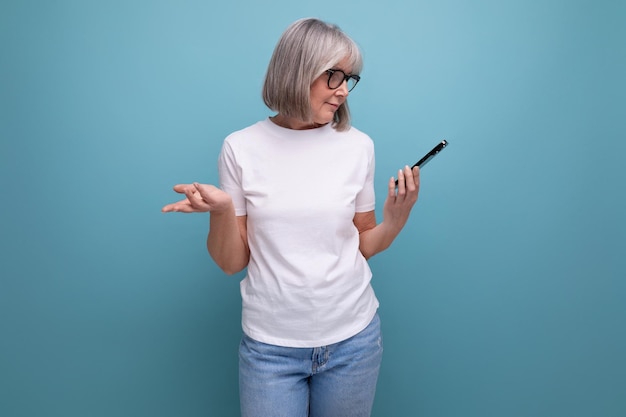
[382,165,420,231]
[354,165,420,259]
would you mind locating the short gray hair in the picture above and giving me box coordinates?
[262,18,363,132]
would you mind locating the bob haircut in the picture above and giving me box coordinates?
[262,18,363,132]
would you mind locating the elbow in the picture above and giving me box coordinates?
[209,248,249,275]
[358,242,378,260]
[221,263,246,276]
[359,248,374,260]
[207,242,249,276]
[211,255,248,276]
[359,240,392,260]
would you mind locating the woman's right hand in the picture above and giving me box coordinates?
[161,183,233,213]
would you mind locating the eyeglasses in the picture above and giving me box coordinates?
[325,69,360,92]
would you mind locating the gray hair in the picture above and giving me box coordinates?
[262,18,363,131]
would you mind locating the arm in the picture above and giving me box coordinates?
[207,212,249,275]
[162,183,250,274]
[354,165,420,259]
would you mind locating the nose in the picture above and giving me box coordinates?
[335,80,349,96]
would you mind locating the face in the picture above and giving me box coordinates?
[309,58,352,127]
[271,58,355,130]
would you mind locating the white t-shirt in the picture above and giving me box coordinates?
[218,118,379,347]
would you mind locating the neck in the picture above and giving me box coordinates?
[271,114,327,130]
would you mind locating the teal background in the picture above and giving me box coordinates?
[1,0,625,416]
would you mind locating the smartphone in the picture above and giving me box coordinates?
[395,140,448,186]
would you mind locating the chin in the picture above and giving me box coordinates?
[315,115,335,125]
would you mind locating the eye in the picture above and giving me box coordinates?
[330,70,345,86]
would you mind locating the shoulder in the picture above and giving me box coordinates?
[339,125,375,152]
[224,120,268,145]
[341,125,373,141]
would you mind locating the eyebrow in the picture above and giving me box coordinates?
[329,68,356,76]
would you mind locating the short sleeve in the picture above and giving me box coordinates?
[354,140,376,213]
[218,139,247,216]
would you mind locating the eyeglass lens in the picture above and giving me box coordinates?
[328,70,358,91]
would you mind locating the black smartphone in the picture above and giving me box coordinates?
[395,140,448,186]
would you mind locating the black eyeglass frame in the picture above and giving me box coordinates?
[325,69,361,92]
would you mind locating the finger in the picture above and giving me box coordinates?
[167,204,195,213]
[161,198,191,213]
[193,182,217,201]
[404,165,417,191]
[183,186,196,201]
[183,186,207,210]
[396,168,406,196]
[412,166,420,188]
[193,183,220,208]
[387,176,396,198]
[172,184,193,193]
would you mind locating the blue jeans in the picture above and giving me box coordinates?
[239,313,383,417]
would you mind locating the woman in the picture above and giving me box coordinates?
[162,17,419,417]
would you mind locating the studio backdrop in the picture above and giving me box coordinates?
[1,0,624,416]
